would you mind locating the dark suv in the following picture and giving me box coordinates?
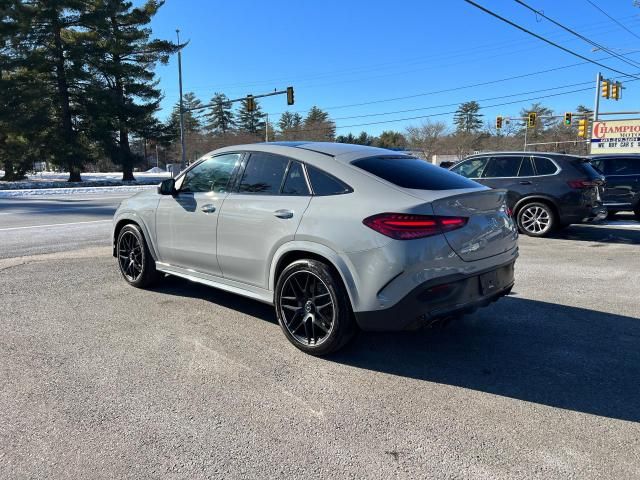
[450,152,606,237]
[589,155,640,220]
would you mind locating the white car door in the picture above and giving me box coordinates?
[217,152,312,288]
[155,152,242,276]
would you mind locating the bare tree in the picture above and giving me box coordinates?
[405,120,448,161]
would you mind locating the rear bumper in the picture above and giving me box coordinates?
[354,260,515,331]
[560,205,607,224]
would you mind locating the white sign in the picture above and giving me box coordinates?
[590,119,640,154]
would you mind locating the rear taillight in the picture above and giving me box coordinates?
[363,213,468,240]
[567,179,601,189]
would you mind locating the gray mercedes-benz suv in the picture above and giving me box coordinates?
[113,142,518,355]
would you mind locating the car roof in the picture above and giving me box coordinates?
[212,141,411,163]
[465,151,586,159]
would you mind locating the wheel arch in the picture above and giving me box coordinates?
[513,195,560,219]
[112,213,158,260]
[269,242,360,310]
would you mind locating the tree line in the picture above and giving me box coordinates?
[0,0,593,183]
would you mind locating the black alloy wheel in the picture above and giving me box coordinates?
[275,259,356,355]
[116,224,159,288]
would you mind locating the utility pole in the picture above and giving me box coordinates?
[155,144,159,169]
[593,72,601,123]
[265,113,269,142]
[176,29,186,172]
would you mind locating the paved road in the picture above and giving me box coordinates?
[0,192,130,259]
[1,193,639,479]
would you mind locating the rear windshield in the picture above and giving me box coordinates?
[573,158,604,179]
[352,156,480,190]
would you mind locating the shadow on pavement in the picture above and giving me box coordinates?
[151,276,640,423]
[332,296,640,423]
[550,223,640,244]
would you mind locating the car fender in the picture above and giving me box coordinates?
[113,210,159,261]
[268,241,360,309]
[513,194,559,214]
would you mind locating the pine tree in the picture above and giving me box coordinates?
[205,92,235,134]
[81,0,179,181]
[237,97,266,134]
[167,92,205,138]
[278,111,303,139]
[303,106,335,141]
[453,101,484,133]
[17,0,94,181]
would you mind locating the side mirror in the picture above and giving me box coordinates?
[158,178,176,195]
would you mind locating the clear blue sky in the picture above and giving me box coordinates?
[145,0,640,135]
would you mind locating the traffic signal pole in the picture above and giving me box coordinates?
[593,72,601,123]
[176,29,186,175]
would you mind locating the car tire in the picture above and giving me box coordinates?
[516,202,556,237]
[275,259,356,356]
[116,224,160,288]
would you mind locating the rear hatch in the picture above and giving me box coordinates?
[428,189,518,262]
[572,158,605,205]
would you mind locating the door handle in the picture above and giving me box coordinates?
[519,180,532,185]
[274,209,294,219]
[200,204,216,213]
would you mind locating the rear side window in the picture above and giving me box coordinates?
[482,156,522,178]
[281,161,310,195]
[307,165,352,195]
[533,157,558,176]
[353,156,480,190]
[518,157,534,177]
[239,152,288,194]
[603,157,640,175]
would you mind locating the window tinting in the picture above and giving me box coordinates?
[518,157,534,177]
[239,152,289,194]
[179,153,241,193]
[450,158,487,178]
[282,161,310,195]
[353,156,480,190]
[307,165,352,195]
[533,157,558,175]
[604,157,640,175]
[482,156,522,178]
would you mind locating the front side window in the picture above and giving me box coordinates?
[178,153,241,193]
[533,157,558,176]
[451,158,488,179]
[238,152,289,194]
[482,156,523,178]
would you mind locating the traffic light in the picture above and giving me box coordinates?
[496,116,503,129]
[246,95,255,112]
[601,79,610,99]
[527,112,537,128]
[577,118,588,138]
[612,81,622,100]
[286,86,294,105]
[563,112,572,126]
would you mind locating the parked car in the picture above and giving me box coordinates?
[449,152,606,237]
[589,154,640,219]
[113,142,518,355]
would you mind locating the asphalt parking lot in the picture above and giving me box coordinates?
[1,194,639,479]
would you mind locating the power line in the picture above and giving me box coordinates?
[289,80,638,134]
[585,0,640,41]
[464,0,640,80]
[330,81,595,121]
[515,0,640,69]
